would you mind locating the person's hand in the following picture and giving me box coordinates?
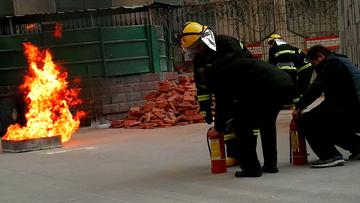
[207,127,223,139]
[205,109,213,124]
[292,109,301,122]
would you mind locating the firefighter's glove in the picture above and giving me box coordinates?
[292,109,302,122]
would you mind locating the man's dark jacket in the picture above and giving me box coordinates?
[296,54,360,113]
[204,55,294,133]
[192,35,252,123]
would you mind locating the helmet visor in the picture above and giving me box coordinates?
[201,29,216,51]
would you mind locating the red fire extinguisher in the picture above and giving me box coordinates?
[289,122,308,165]
[207,127,227,173]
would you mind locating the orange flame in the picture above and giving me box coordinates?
[1,43,85,143]
[26,24,35,29]
[53,22,63,39]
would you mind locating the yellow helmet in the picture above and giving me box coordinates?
[179,22,208,48]
[268,34,282,44]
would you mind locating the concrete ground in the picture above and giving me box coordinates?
[1,97,360,203]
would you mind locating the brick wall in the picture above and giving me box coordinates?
[244,36,340,61]
[78,72,178,126]
[245,44,263,58]
[305,36,340,52]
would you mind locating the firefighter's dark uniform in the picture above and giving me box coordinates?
[193,35,252,161]
[203,55,294,172]
[296,54,360,160]
[269,43,313,104]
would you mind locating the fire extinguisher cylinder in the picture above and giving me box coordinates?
[289,122,308,165]
[209,133,227,173]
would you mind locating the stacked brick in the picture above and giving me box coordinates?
[109,76,206,129]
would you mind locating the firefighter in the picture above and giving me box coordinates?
[203,56,294,177]
[268,34,313,108]
[176,22,252,167]
[292,45,360,168]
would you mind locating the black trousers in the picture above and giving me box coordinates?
[222,106,241,159]
[232,88,291,171]
[298,105,360,160]
[226,138,239,158]
[282,69,297,105]
[224,123,240,158]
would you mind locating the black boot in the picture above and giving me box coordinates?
[235,170,262,177]
[261,165,279,173]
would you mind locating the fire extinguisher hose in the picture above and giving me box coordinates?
[207,127,213,160]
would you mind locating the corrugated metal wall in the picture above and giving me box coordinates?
[55,0,112,11]
[0,0,14,17]
[13,0,56,16]
[111,0,150,7]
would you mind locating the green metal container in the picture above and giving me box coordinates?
[0,24,171,86]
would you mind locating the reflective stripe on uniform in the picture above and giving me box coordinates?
[293,97,300,103]
[253,129,259,136]
[224,133,236,141]
[279,66,297,70]
[202,111,206,116]
[297,63,312,73]
[240,42,244,49]
[198,94,211,101]
[274,50,296,57]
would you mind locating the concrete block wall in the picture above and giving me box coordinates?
[338,0,360,68]
[78,72,178,126]
[1,72,178,127]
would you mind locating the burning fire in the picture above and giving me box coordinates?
[53,22,63,39]
[26,24,35,29]
[1,43,85,143]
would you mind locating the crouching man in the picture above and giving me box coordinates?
[292,45,360,168]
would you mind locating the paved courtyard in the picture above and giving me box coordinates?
[1,97,360,203]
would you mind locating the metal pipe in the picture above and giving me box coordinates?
[9,18,13,35]
[87,66,98,124]
[90,12,94,27]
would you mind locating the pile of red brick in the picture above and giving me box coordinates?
[109,76,206,129]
